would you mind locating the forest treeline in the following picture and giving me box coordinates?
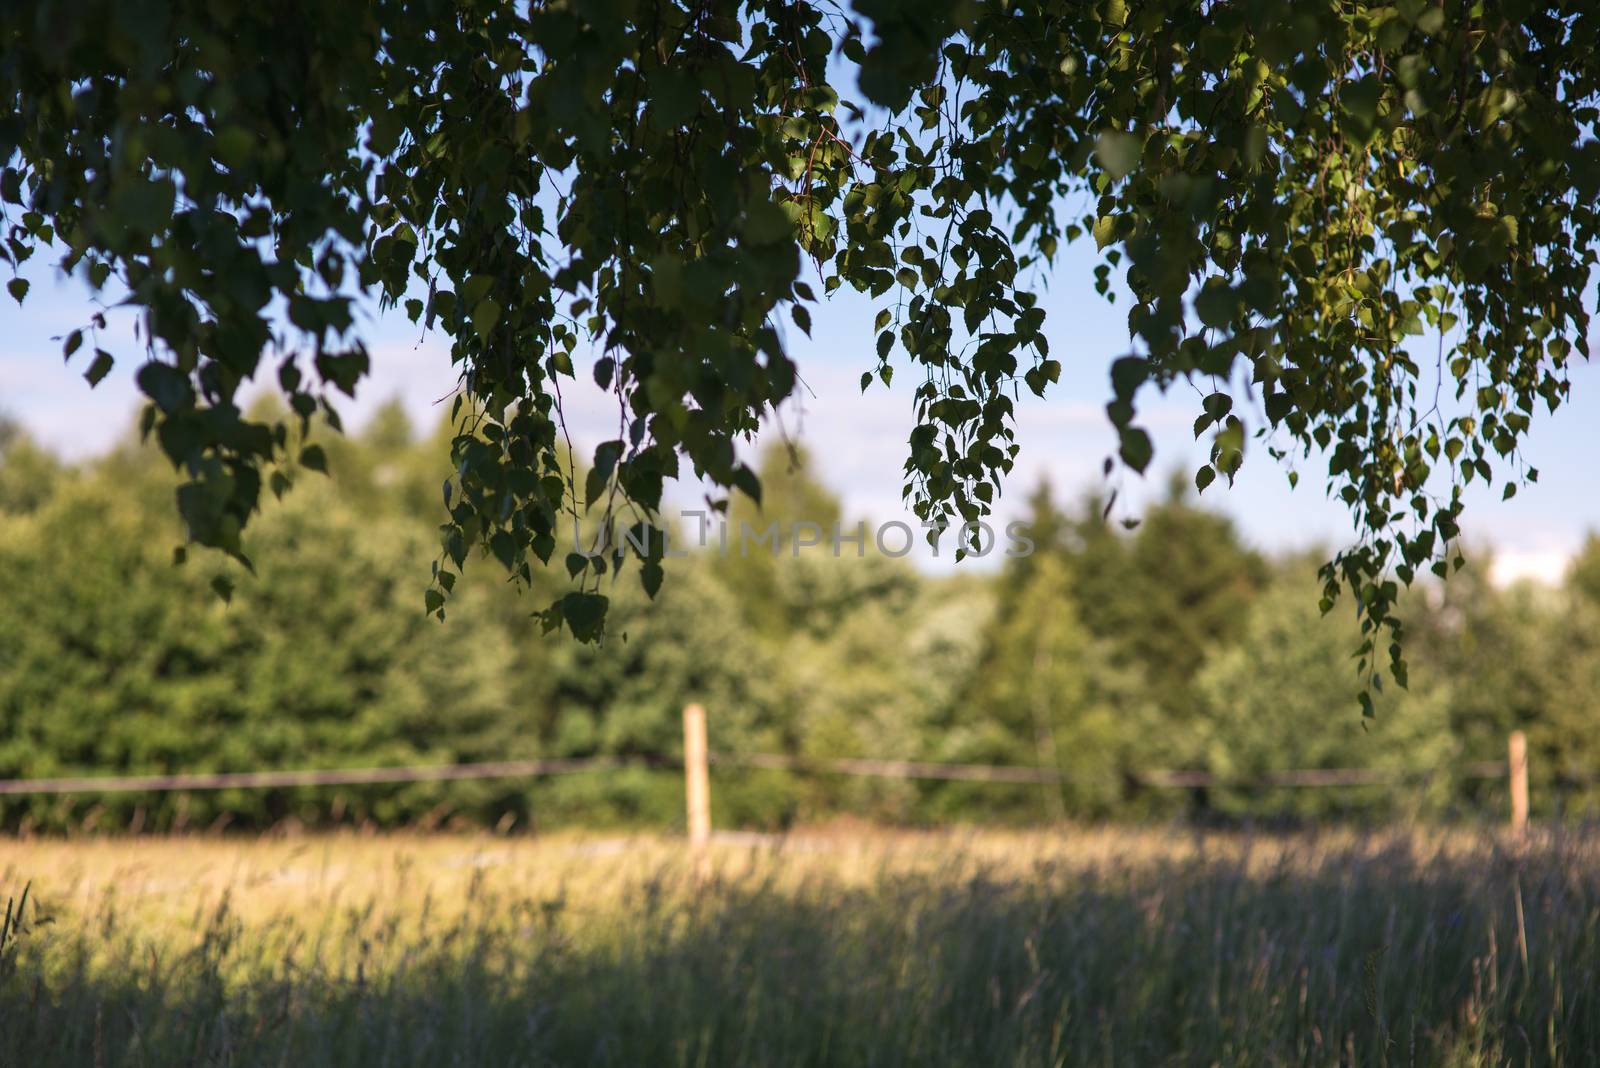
[3,403,1599,832]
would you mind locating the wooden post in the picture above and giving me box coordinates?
[683,703,711,881]
[1508,730,1529,834]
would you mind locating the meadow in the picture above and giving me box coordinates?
[0,826,1596,1067]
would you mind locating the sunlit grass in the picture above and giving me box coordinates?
[1,826,1596,1066]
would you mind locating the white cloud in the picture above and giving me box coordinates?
[1489,547,1575,588]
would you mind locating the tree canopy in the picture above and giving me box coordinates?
[12,422,1600,831]
[4,0,1597,694]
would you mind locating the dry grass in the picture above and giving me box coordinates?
[1,825,1597,1065]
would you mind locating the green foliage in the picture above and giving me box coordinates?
[1410,543,1600,816]
[1072,473,1267,720]
[551,561,782,759]
[5,1,1595,683]
[0,465,530,831]
[4,420,1600,830]
[0,419,63,514]
[715,442,847,636]
[1568,533,1600,607]
[773,555,983,822]
[954,493,1149,820]
[1195,576,1457,818]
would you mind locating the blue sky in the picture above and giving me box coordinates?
[2,241,1596,583]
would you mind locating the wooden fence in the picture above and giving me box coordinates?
[0,711,1541,850]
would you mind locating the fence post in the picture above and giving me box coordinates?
[1508,729,1529,834]
[683,703,711,881]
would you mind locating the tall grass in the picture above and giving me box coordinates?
[0,827,1596,1066]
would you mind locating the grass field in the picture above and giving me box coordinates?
[1,826,1597,1066]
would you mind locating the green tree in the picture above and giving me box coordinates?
[770,556,981,823]
[0,442,527,831]
[1568,534,1600,608]
[1496,537,1600,816]
[991,480,1073,603]
[1068,474,1265,729]
[11,418,1600,829]
[716,441,845,635]
[1403,548,1558,810]
[1195,575,1457,819]
[0,416,64,514]
[4,1,1593,680]
[957,550,1141,820]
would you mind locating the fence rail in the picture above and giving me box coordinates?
[0,757,625,796]
[0,708,1555,845]
[0,707,1552,879]
[0,714,1546,863]
[714,753,1515,788]
[0,752,1531,796]
[714,752,1068,784]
